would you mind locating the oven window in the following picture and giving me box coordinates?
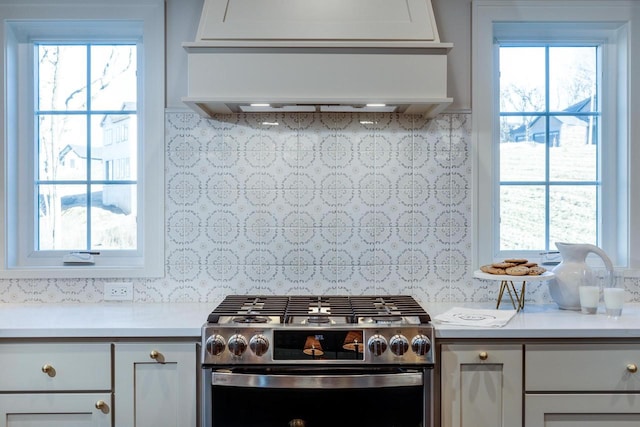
[272,330,365,361]
[212,384,424,427]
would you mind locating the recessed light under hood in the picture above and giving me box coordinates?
[182,0,453,117]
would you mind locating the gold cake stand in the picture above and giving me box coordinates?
[473,270,555,311]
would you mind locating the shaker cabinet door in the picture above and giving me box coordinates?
[525,393,640,427]
[0,393,112,427]
[440,344,523,427]
[113,342,198,427]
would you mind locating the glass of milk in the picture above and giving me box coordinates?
[579,285,600,314]
[604,277,625,318]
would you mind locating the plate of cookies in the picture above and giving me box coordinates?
[475,258,555,281]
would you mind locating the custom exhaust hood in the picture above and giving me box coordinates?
[182,0,453,117]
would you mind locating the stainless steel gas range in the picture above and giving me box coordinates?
[200,295,435,427]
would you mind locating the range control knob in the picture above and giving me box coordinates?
[389,334,409,356]
[249,334,270,357]
[205,334,226,356]
[367,334,388,356]
[227,334,248,357]
[411,334,432,356]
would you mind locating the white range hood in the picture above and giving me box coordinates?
[182,0,453,117]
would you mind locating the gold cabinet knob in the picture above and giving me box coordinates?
[479,351,488,361]
[627,363,638,373]
[150,350,165,363]
[95,400,110,414]
[41,364,56,377]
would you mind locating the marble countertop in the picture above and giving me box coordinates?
[1,301,639,340]
[0,302,213,338]
[430,302,640,339]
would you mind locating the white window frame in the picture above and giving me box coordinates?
[0,0,165,278]
[472,0,640,269]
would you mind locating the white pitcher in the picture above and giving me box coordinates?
[549,242,614,310]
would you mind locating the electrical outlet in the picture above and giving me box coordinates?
[104,282,133,301]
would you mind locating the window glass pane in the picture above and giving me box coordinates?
[549,115,598,181]
[549,47,597,111]
[499,46,546,113]
[500,186,546,250]
[91,184,137,250]
[38,45,87,111]
[35,42,138,253]
[38,184,88,250]
[499,44,600,253]
[38,115,87,181]
[90,45,137,110]
[549,185,597,245]
[500,115,546,181]
[98,114,137,180]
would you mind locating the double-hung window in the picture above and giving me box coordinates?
[473,1,640,268]
[0,0,165,278]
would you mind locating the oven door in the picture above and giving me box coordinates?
[204,366,432,427]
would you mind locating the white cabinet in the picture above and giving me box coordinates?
[525,394,640,426]
[0,393,112,427]
[440,344,523,427]
[113,341,198,427]
[0,342,112,427]
[525,343,640,427]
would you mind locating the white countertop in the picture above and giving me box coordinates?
[0,302,213,338]
[428,302,640,339]
[1,301,640,340]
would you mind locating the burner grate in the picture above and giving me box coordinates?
[207,295,289,323]
[285,296,354,323]
[350,295,431,323]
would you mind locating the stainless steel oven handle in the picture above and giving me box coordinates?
[211,371,423,389]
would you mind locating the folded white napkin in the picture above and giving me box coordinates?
[433,307,517,328]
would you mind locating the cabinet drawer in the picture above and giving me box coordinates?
[526,343,640,391]
[0,342,111,391]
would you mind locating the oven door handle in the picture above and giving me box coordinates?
[211,371,423,389]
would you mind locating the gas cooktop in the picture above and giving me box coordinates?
[201,295,434,366]
[206,294,431,325]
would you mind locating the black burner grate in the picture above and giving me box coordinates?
[207,295,289,323]
[349,295,431,323]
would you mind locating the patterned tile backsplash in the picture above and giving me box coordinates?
[163,111,477,305]
[2,111,636,305]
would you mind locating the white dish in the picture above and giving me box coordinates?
[473,270,555,281]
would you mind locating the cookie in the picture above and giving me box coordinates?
[523,262,538,268]
[527,266,547,275]
[505,265,530,276]
[480,264,493,273]
[492,262,517,269]
[486,267,507,275]
[505,258,528,264]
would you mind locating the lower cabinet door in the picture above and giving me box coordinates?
[525,393,640,427]
[441,344,523,427]
[114,342,197,427]
[0,393,112,427]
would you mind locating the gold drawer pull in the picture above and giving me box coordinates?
[150,350,165,363]
[627,363,638,373]
[41,364,56,377]
[95,400,110,414]
[479,351,488,361]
